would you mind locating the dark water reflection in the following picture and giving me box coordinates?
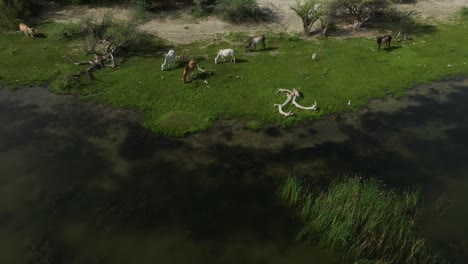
[1,77,468,263]
[0,87,338,264]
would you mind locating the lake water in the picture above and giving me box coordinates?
[1,77,468,263]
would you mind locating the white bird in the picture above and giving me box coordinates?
[204,80,208,84]
[312,53,317,60]
[348,100,351,106]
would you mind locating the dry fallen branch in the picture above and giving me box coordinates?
[274,92,294,117]
[274,88,317,117]
[65,42,119,80]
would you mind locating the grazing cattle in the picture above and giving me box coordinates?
[19,23,35,38]
[376,35,392,51]
[245,35,266,51]
[161,49,176,71]
[181,60,204,83]
[215,49,235,64]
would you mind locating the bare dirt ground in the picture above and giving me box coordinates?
[41,0,467,44]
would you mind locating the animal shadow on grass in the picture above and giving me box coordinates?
[183,73,211,84]
[198,71,214,80]
[247,46,279,53]
[34,33,47,38]
[231,58,249,64]
[383,46,402,52]
[263,46,279,52]
[184,69,214,84]
[173,57,207,70]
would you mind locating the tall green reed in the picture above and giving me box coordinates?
[279,175,444,263]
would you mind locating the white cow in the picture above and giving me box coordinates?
[215,49,235,64]
[245,35,265,51]
[161,49,176,71]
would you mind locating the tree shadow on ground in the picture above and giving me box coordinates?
[370,9,439,36]
[255,7,282,24]
[225,6,282,25]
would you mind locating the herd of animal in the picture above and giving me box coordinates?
[18,22,401,84]
[159,32,396,83]
[18,21,407,117]
[161,34,267,83]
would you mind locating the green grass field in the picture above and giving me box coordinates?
[1,17,468,136]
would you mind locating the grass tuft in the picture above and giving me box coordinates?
[279,175,444,263]
[246,120,263,131]
[147,111,213,136]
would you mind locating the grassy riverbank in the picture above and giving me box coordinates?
[1,17,468,136]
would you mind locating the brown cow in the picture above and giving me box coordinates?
[181,60,204,83]
[19,23,35,38]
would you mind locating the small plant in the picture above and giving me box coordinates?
[7,45,16,55]
[286,32,302,42]
[246,121,263,131]
[459,7,468,20]
[279,176,304,205]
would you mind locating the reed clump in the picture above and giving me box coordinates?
[279,176,444,263]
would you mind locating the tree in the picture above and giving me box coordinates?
[290,0,324,36]
[329,0,402,28]
[0,0,30,30]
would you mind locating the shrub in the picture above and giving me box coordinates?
[214,0,259,23]
[328,0,401,28]
[0,0,30,31]
[48,22,81,41]
[290,0,324,36]
[78,14,155,54]
[459,6,468,20]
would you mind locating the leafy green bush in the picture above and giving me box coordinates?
[48,22,81,41]
[459,6,468,20]
[214,0,259,23]
[246,121,263,131]
[78,14,156,53]
[0,0,30,31]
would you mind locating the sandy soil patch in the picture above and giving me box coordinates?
[40,0,467,44]
[41,5,133,23]
[138,0,302,44]
[396,0,467,20]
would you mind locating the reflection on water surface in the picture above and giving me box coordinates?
[1,77,468,263]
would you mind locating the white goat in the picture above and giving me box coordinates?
[215,49,235,64]
[161,49,176,71]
